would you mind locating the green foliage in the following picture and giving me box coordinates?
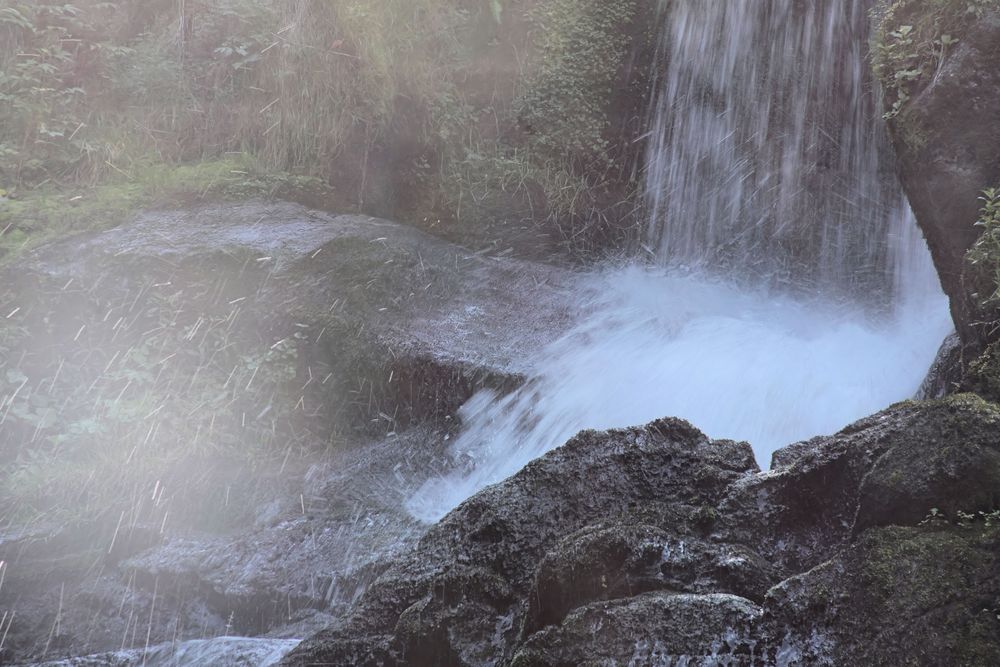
[0,0,644,250]
[966,187,1000,305]
[517,0,637,168]
[0,0,468,186]
[436,0,643,240]
[872,0,1000,124]
[921,506,1000,527]
[0,2,121,183]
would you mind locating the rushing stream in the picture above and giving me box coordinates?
[406,0,954,523]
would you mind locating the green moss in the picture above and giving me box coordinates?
[959,615,1000,664]
[894,108,930,151]
[0,155,329,265]
[833,524,1000,664]
[516,0,638,168]
[860,525,990,616]
[966,342,1000,403]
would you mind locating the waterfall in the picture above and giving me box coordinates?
[406,0,953,523]
[644,0,898,298]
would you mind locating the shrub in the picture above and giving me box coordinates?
[967,187,1000,305]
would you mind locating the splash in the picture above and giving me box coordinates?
[407,257,951,523]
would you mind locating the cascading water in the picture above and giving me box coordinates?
[406,0,953,523]
[645,0,901,295]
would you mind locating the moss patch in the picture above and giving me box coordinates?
[0,156,329,265]
[516,0,638,168]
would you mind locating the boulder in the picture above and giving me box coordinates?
[285,395,1000,665]
[512,593,761,667]
[760,524,1000,665]
[283,420,758,665]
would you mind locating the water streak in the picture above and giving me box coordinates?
[645,0,896,296]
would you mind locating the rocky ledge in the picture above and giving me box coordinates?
[285,395,1000,665]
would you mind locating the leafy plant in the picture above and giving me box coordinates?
[919,506,1000,527]
[967,187,1000,304]
[871,0,998,123]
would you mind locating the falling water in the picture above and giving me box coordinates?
[645,0,899,295]
[406,0,953,523]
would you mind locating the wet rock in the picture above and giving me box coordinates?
[287,396,1000,665]
[11,200,576,438]
[719,395,1000,574]
[523,523,775,635]
[760,524,1000,665]
[854,395,1000,532]
[0,200,580,664]
[512,593,761,667]
[29,636,301,666]
[283,419,758,665]
[917,331,962,399]
[121,427,446,636]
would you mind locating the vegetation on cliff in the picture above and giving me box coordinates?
[872,0,1000,383]
[0,0,653,261]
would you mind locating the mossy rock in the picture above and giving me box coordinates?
[855,394,1000,532]
[762,523,1000,665]
[966,340,1000,403]
[872,0,1000,351]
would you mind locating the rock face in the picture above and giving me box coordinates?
[283,395,1000,665]
[876,3,1000,356]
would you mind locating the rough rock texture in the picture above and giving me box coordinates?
[761,524,1000,666]
[878,4,1000,355]
[285,420,758,665]
[284,395,1000,665]
[30,637,300,666]
[14,199,578,431]
[918,331,963,398]
[513,593,761,667]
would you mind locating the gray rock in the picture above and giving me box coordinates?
[759,524,1000,666]
[27,637,301,667]
[917,331,962,399]
[512,593,762,667]
[283,420,758,665]
[0,200,579,664]
[879,4,1000,351]
[286,396,1000,666]
[523,524,775,635]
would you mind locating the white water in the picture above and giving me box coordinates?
[645,0,895,294]
[405,0,954,523]
[407,254,950,523]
